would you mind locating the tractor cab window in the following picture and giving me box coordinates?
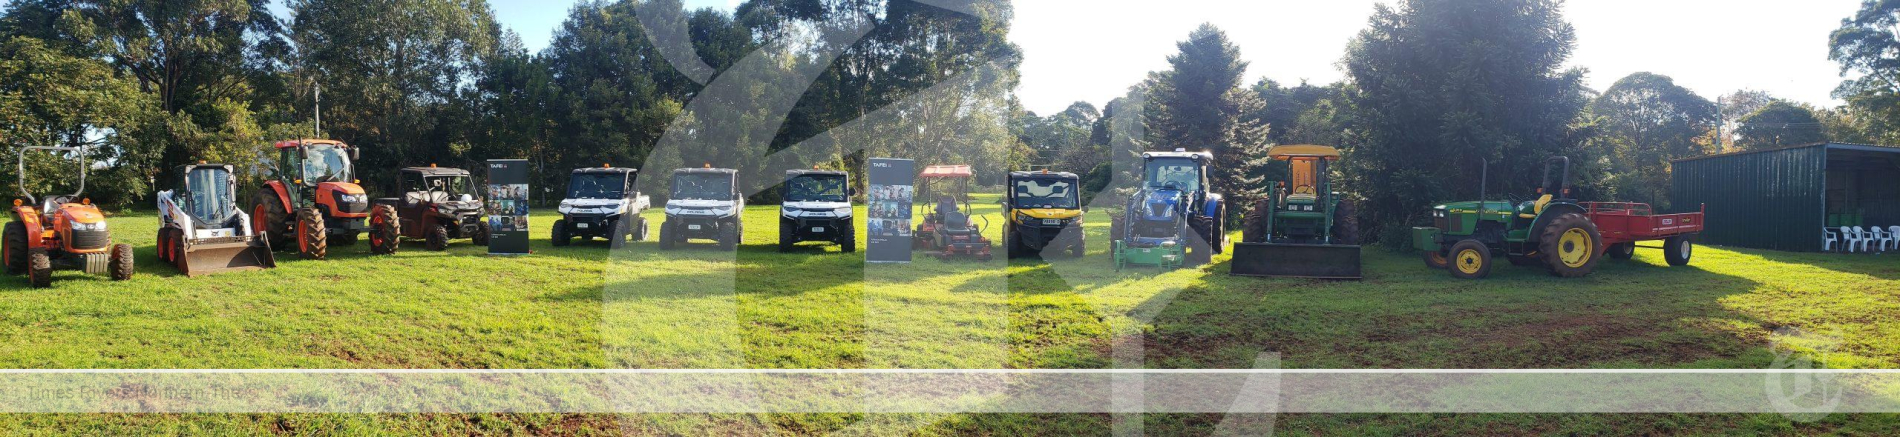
[182,167,236,224]
[1145,158,1202,192]
[1288,159,1320,197]
[1013,178,1077,209]
[568,173,627,199]
[786,175,848,203]
[300,144,353,186]
[673,173,735,201]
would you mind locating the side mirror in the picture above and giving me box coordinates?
[351,147,360,160]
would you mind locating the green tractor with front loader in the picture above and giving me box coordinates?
[1232,145,1361,279]
[1413,157,1603,280]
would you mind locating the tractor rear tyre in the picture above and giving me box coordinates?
[1664,236,1693,267]
[26,248,51,288]
[252,191,290,249]
[1211,205,1228,254]
[1538,212,1603,278]
[841,222,857,253]
[552,220,571,247]
[296,208,328,260]
[426,224,449,251]
[108,243,134,281]
[1422,250,1449,270]
[5,221,28,275]
[1608,243,1635,260]
[658,221,675,250]
[370,205,400,255]
[1448,240,1492,280]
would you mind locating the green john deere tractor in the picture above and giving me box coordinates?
[1412,157,1603,280]
[1233,145,1361,279]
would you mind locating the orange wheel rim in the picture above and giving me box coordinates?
[297,221,309,252]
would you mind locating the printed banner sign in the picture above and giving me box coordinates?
[866,158,915,263]
[486,159,531,255]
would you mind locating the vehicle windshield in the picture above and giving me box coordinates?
[1014,177,1078,209]
[786,175,848,203]
[183,167,235,224]
[301,144,353,185]
[673,173,734,201]
[567,173,626,199]
[426,175,472,197]
[1145,158,1202,192]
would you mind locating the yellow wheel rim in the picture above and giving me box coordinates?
[1456,249,1484,275]
[1559,228,1593,268]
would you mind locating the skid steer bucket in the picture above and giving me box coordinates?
[1230,242,1362,279]
[178,236,276,277]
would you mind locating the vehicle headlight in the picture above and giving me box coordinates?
[339,194,366,203]
[712,208,734,217]
[72,222,106,231]
[835,207,853,216]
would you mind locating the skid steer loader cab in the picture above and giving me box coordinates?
[659,168,743,250]
[778,170,856,252]
[551,167,650,248]
[158,164,276,276]
[1004,171,1084,258]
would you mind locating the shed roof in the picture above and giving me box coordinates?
[1672,142,1900,163]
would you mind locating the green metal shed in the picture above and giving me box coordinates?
[1671,143,1900,252]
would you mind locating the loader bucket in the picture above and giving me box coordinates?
[178,237,276,277]
[1229,242,1362,280]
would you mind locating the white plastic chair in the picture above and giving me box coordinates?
[1842,227,1866,253]
[1824,228,1841,252]
[1891,226,1900,251]
[1870,227,1893,253]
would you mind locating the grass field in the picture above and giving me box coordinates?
[1,195,1898,435]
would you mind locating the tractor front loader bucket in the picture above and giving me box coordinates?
[179,237,276,277]
[1230,242,1362,280]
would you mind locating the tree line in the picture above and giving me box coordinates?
[3,0,1896,245]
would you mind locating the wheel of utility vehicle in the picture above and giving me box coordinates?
[369,204,400,255]
[778,221,794,252]
[296,208,328,260]
[1449,239,1492,280]
[658,222,676,250]
[551,220,571,247]
[633,217,649,243]
[1664,236,1693,267]
[719,224,738,251]
[1422,250,1449,270]
[426,224,448,251]
[3,221,24,275]
[472,224,490,246]
[1539,212,1602,278]
[1608,243,1635,260]
[610,219,631,250]
[26,248,51,288]
[252,190,290,249]
[841,222,856,253]
[1004,227,1020,259]
[108,243,134,281]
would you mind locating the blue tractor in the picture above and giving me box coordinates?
[1111,150,1226,269]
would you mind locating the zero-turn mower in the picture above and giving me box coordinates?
[912,165,993,261]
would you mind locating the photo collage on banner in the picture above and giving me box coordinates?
[866,158,915,263]
[486,159,532,255]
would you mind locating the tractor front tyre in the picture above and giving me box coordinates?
[108,243,134,281]
[252,191,290,249]
[296,208,328,260]
[5,221,28,275]
[1242,200,1271,244]
[26,248,51,288]
[1211,205,1228,254]
[1664,236,1693,267]
[1608,243,1636,261]
[369,205,400,255]
[1448,240,1492,280]
[1539,212,1603,278]
[551,220,571,247]
[1422,250,1449,270]
[426,224,449,251]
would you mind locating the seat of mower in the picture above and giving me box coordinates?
[939,211,973,236]
[406,191,452,205]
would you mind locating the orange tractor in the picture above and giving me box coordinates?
[4,145,134,287]
[251,139,399,259]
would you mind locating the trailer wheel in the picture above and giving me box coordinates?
[551,220,571,247]
[426,223,449,251]
[108,243,134,281]
[1422,250,1449,270]
[1664,237,1693,267]
[369,205,400,255]
[1449,240,1491,280]
[296,208,328,260]
[26,248,51,288]
[1608,243,1635,261]
[1538,212,1602,278]
[5,221,28,275]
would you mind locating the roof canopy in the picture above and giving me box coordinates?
[1010,170,1079,180]
[1268,144,1341,160]
[273,139,347,149]
[920,165,973,179]
[404,166,471,176]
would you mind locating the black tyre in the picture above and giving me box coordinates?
[426,224,449,251]
[108,243,134,281]
[841,222,856,253]
[1004,226,1020,259]
[296,208,328,260]
[5,221,28,275]
[551,220,571,247]
[369,204,400,255]
[472,224,490,247]
[171,229,188,272]
[1242,199,1271,244]
[1664,236,1693,267]
[658,221,675,250]
[1331,199,1360,245]
[719,223,738,251]
[1211,205,1228,254]
[633,217,649,243]
[1608,242,1635,261]
[1448,239,1492,280]
[1538,212,1603,278]
[251,190,290,249]
[610,218,630,250]
[26,248,51,288]
[1422,249,1449,270]
[779,221,794,253]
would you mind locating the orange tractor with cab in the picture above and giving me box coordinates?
[4,145,134,287]
[251,139,400,259]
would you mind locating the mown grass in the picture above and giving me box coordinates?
[0,195,1897,435]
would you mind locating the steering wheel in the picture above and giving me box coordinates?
[46,195,73,206]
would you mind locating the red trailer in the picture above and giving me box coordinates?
[1582,202,1705,266]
